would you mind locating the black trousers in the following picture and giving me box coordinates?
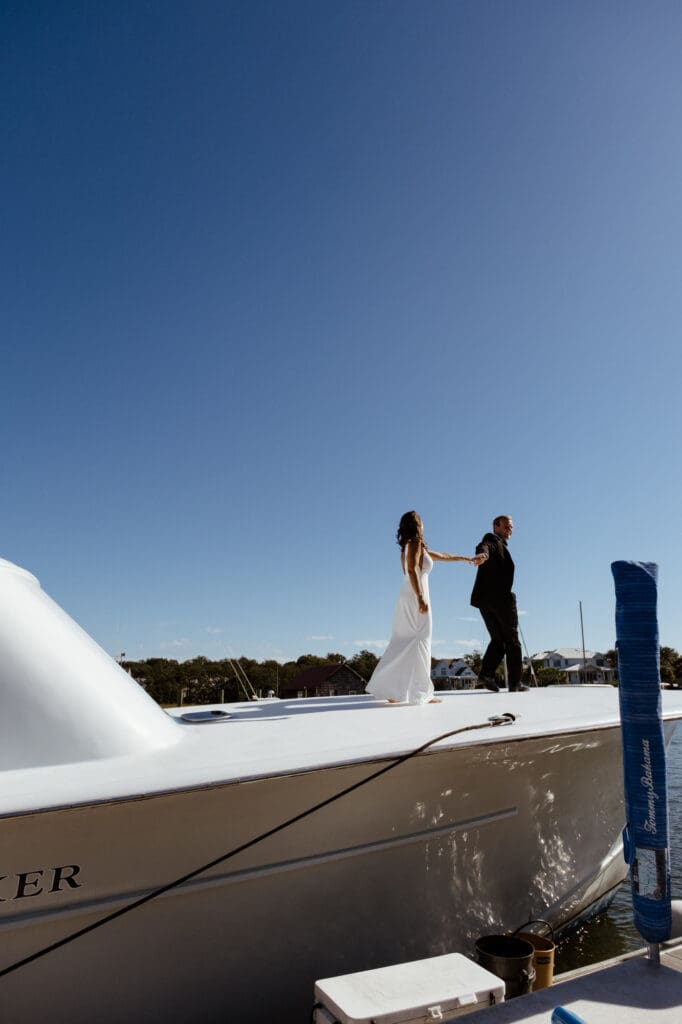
[479,594,523,689]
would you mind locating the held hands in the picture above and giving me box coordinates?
[428,550,486,566]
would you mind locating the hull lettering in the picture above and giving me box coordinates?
[0,865,82,902]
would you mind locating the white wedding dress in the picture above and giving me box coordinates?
[366,550,434,705]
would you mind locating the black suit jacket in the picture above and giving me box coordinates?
[470,532,515,608]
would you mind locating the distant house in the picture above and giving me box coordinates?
[530,648,616,685]
[430,658,478,690]
[281,663,367,699]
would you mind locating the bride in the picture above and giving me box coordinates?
[366,511,483,706]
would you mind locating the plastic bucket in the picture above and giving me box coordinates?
[515,931,555,990]
[475,934,536,999]
[513,920,556,990]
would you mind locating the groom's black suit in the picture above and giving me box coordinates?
[471,532,523,689]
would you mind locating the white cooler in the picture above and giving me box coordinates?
[313,952,505,1024]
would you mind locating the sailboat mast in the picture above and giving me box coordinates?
[579,600,587,684]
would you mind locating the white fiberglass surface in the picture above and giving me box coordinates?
[2,686,681,818]
[0,560,180,771]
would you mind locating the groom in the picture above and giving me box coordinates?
[470,515,528,693]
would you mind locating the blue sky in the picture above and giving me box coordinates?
[3,1,681,664]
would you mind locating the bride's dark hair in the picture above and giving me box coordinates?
[396,511,424,551]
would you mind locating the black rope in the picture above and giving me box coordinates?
[0,712,515,980]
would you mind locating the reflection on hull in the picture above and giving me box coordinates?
[0,723,647,1024]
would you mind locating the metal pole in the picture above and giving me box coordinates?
[579,601,587,684]
[518,621,538,686]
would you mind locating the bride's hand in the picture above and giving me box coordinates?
[471,555,486,565]
[418,597,429,614]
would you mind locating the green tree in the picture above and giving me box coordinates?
[536,667,565,687]
[660,647,681,687]
[675,655,682,687]
[213,659,248,702]
[325,652,346,664]
[295,654,329,669]
[348,649,379,681]
[124,658,185,706]
[251,659,281,696]
[604,649,619,682]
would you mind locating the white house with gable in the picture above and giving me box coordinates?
[530,648,616,685]
[431,658,478,690]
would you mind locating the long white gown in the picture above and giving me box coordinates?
[366,550,434,705]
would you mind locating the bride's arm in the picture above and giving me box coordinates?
[428,549,485,565]
[405,541,429,613]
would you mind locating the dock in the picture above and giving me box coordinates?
[478,938,682,1023]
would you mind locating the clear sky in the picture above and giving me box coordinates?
[3,1,681,665]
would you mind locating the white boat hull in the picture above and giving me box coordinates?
[2,558,680,1022]
[0,720,659,1024]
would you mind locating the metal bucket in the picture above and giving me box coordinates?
[475,934,536,999]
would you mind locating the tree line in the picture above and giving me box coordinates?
[122,645,682,707]
[121,649,380,707]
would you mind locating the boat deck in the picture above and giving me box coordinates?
[477,940,682,1023]
[3,686,682,817]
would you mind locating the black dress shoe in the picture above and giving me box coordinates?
[508,684,530,692]
[479,675,499,692]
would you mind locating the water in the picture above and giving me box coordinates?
[554,724,682,973]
